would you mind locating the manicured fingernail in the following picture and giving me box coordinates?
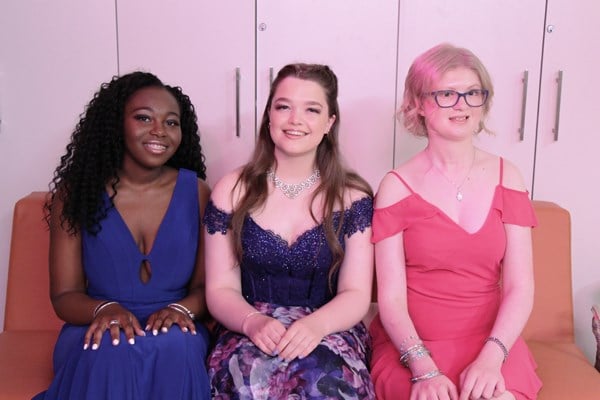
[191,330,197,335]
[128,338,135,345]
[112,339,119,346]
[145,325,150,331]
[92,343,99,350]
[153,329,158,336]
[140,331,146,337]
[182,327,188,332]
[83,343,88,350]
[161,327,168,333]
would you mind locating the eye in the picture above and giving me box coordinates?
[307,107,321,114]
[467,89,483,96]
[134,114,151,122]
[166,119,180,127]
[440,90,456,97]
[274,104,290,111]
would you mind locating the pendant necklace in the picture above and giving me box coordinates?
[429,149,476,202]
[267,169,320,199]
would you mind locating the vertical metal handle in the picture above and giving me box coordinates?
[553,70,563,141]
[235,67,241,138]
[518,70,529,141]
[269,67,274,87]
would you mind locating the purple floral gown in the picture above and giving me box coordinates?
[204,197,375,400]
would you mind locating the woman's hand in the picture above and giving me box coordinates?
[410,374,458,400]
[276,317,324,362]
[242,313,286,356]
[146,305,198,336]
[458,355,505,400]
[84,303,144,350]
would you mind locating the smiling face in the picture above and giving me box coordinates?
[268,76,336,161]
[419,67,484,141]
[122,86,182,171]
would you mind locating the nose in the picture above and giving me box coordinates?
[288,109,301,125]
[150,121,165,136]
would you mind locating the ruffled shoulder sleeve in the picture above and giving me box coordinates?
[203,200,232,235]
[492,186,538,227]
[340,197,373,237]
[371,194,437,243]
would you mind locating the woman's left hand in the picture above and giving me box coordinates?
[146,306,197,336]
[276,317,324,362]
[458,356,505,400]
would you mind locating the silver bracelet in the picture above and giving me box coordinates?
[168,303,195,320]
[93,300,118,319]
[410,369,442,383]
[485,336,509,363]
[399,343,430,367]
[241,310,262,332]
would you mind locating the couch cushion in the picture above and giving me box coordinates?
[528,340,600,400]
[522,201,574,343]
[0,330,58,399]
[5,192,63,331]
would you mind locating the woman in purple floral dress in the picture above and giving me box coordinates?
[203,63,376,399]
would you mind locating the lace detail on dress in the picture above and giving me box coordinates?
[203,197,372,238]
[203,200,231,235]
[338,196,373,237]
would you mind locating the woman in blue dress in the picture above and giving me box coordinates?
[35,71,211,399]
[204,63,376,399]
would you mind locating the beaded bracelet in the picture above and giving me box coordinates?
[410,369,442,383]
[485,336,509,363]
[92,300,118,319]
[399,343,431,367]
[168,303,195,320]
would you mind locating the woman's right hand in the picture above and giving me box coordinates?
[242,313,287,356]
[410,374,458,400]
[83,303,145,350]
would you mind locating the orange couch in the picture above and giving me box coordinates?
[1,193,599,399]
[365,200,600,399]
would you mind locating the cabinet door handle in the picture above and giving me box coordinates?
[518,70,529,141]
[236,67,241,138]
[553,70,563,141]
[269,67,274,87]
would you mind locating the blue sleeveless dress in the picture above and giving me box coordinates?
[204,197,375,400]
[34,169,210,400]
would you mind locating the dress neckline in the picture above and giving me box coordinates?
[104,170,182,257]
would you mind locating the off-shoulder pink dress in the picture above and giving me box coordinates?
[370,158,542,400]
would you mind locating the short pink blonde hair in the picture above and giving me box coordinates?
[400,43,495,137]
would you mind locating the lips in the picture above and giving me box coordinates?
[143,141,168,154]
[449,116,469,122]
[284,129,307,137]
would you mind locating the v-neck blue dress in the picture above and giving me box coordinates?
[35,169,210,400]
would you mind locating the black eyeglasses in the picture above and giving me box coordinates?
[425,89,489,108]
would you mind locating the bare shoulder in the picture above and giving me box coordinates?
[196,178,211,210]
[499,157,527,191]
[209,167,244,212]
[374,155,421,209]
[344,186,372,206]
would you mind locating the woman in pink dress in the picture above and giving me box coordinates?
[370,43,542,400]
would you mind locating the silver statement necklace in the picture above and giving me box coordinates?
[429,149,476,202]
[267,169,320,199]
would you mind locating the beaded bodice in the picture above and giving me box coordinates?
[204,197,373,308]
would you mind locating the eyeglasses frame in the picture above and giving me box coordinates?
[425,89,489,108]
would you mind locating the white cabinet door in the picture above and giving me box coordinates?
[0,0,117,328]
[394,0,546,192]
[117,1,255,186]
[256,0,399,190]
[532,0,600,362]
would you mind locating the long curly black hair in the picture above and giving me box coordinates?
[44,71,207,235]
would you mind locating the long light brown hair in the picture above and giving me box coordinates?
[230,63,372,287]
